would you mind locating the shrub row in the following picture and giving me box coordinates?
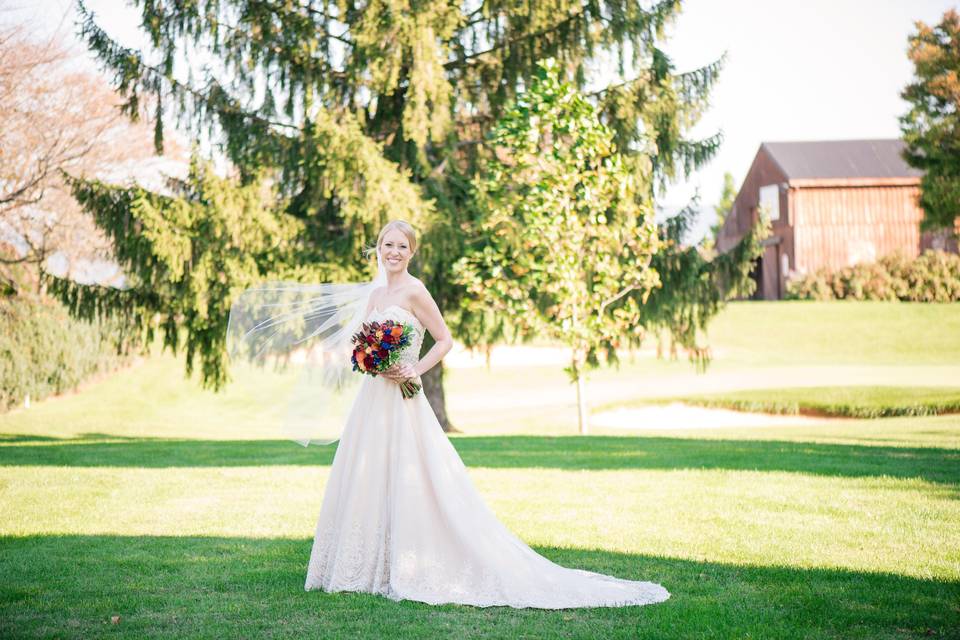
[682,396,960,419]
[0,296,139,411]
[786,250,960,302]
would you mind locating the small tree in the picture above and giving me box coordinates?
[454,60,660,435]
[900,8,960,233]
[707,172,737,252]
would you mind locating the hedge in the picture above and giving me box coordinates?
[786,250,960,302]
[0,295,140,411]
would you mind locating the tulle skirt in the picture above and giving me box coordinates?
[304,374,670,609]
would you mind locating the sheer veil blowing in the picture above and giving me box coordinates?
[226,250,388,446]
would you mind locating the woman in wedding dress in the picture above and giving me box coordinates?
[304,220,670,609]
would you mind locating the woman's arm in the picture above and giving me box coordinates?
[408,283,454,377]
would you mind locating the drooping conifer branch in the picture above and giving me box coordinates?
[638,197,767,369]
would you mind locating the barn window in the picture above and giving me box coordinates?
[759,184,780,221]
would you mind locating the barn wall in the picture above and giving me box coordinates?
[760,244,780,300]
[719,149,789,252]
[718,148,792,299]
[792,184,924,274]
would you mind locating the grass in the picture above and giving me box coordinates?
[2,301,960,638]
[655,386,960,418]
[1,430,958,638]
[701,301,960,366]
[1,535,955,639]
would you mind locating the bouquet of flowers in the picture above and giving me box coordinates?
[350,319,422,398]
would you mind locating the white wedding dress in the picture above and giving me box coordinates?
[304,305,670,609]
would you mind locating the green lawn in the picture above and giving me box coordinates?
[1,301,959,638]
[702,301,960,366]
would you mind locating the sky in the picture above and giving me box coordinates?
[656,0,956,238]
[19,0,959,242]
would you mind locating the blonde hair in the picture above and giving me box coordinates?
[366,220,418,259]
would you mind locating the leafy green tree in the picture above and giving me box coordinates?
[48,0,728,431]
[900,8,960,232]
[456,63,765,432]
[454,61,660,434]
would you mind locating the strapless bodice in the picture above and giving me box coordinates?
[365,305,425,366]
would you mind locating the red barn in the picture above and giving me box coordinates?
[717,138,957,300]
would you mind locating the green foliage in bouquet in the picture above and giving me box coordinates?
[351,320,422,398]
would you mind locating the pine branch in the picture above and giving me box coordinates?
[589,51,727,100]
[444,0,680,70]
[79,3,301,136]
[444,6,591,69]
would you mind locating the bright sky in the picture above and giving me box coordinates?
[658,0,956,238]
[23,0,958,241]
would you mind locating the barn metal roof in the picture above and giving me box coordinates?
[761,139,923,180]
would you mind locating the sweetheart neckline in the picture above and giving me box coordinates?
[369,304,424,328]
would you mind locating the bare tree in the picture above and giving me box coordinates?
[0,17,177,293]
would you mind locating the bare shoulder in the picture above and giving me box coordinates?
[406,277,450,339]
[402,274,425,287]
[406,277,434,302]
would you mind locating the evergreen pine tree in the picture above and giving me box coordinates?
[49,0,749,429]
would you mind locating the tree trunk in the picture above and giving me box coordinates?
[571,343,589,435]
[420,331,459,433]
[575,372,589,435]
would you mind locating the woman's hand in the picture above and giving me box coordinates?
[381,362,419,382]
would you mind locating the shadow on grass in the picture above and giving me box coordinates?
[0,433,156,444]
[0,534,956,639]
[0,433,958,485]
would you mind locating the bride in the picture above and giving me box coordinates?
[303,219,670,609]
